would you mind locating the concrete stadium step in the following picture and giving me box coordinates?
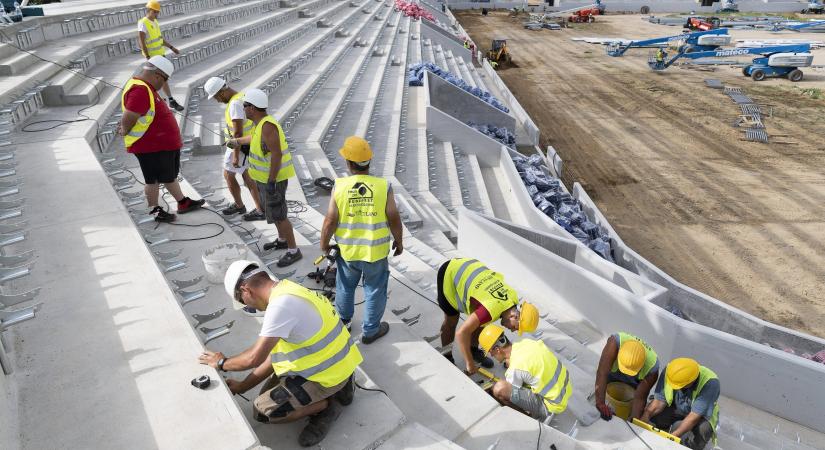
[454,55,477,89]
[395,77,428,192]
[411,191,458,241]
[443,50,464,82]
[453,150,493,216]
[427,137,463,214]
[0,51,39,76]
[480,164,524,223]
[422,38,436,63]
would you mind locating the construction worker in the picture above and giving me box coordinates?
[138,1,184,111]
[490,60,499,70]
[656,47,666,63]
[464,40,470,49]
[641,358,720,450]
[319,136,403,344]
[437,257,539,374]
[226,89,301,267]
[203,77,264,221]
[479,324,572,421]
[594,332,659,421]
[118,55,205,222]
[199,260,362,447]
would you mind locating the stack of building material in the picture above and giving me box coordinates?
[394,0,434,22]
[407,61,510,112]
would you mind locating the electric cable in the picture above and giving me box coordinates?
[354,380,388,397]
[537,418,542,450]
[623,419,654,450]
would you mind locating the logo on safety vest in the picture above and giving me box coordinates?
[486,280,510,302]
[347,182,374,206]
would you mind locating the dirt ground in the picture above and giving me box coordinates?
[455,12,825,339]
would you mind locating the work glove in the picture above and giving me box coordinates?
[596,402,613,421]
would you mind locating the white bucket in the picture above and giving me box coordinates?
[202,243,249,284]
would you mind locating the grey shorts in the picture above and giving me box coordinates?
[253,374,347,424]
[256,180,288,223]
[510,385,550,421]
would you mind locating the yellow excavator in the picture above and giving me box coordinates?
[487,38,512,68]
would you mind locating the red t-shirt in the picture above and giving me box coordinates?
[123,77,182,154]
[470,298,492,324]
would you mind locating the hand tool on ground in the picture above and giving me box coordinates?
[631,418,682,444]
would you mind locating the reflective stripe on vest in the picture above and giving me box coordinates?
[140,17,165,57]
[247,115,295,183]
[664,366,720,440]
[611,332,659,381]
[442,258,518,322]
[333,175,390,263]
[224,92,254,140]
[269,280,363,387]
[509,340,572,414]
[121,78,156,148]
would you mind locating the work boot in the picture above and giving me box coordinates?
[471,346,495,369]
[263,238,288,251]
[168,97,184,112]
[242,209,265,221]
[151,206,176,223]
[361,322,390,345]
[276,249,302,267]
[298,403,340,447]
[333,375,355,406]
[177,197,205,214]
[221,203,246,216]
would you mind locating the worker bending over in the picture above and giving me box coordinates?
[437,257,538,374]
[641,358,720,450]
[138,1,183,111]
[203,77,264,222]
[479,324,572,421]
[227,89,301,267]
[199,261,362,447]
[594,332,659,421]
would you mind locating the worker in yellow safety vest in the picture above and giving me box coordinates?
[436,257,539,375]
[226,89,300,268]
[199,260,363,447]
[641,358,720,450]
[479,324,572,421]
[594,331,659,421]
[319,136,404,344]
[137,1,183,111]
[203,77,264,222]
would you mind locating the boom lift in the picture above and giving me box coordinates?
[649,43,813,82]
[802,0,825,14]
[685,16,721,31]
[771,19,825,32]
[606,29,731,57]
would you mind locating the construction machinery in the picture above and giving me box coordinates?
[771,19,825,32]
[568,7,600,23]
[487,38,512,66]
[803,0,825,14]
[684,16,721,31]
[606,29,731,57]
[649,43,813,82]
[717,0,739,13]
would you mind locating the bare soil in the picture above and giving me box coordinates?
[455,12,825,339]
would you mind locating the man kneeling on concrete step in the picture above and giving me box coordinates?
[198,260,363,447]
[479,324,572,422]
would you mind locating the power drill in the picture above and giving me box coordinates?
[309,245,339,300]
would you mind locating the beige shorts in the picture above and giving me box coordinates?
[253,374,347,424]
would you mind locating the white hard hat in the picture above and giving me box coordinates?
[146,55,174,77]
[204,77,226,99]
[243,88,268,109]
[223,259,277,309]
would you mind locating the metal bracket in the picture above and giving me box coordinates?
[178,286,209,305]
[0,187,19,198]
[0,231,27,248]
[0,178,22,188]
[0,198,24,209]
[402,313,421,324]
[119,190,144,199]
[0,220,26,234]
[273,269,296,279]
[0,169,16,178]
[0,208,22,221]
[161,258,188,273]
[153,248,182,261]
[171,275,203,290]
[0,302,43,328]
[0,263,33,283]
[423,334,440,343]
[201,320,234,343]
[406,318,419,327]
[0,287,40,308]
[192,308,225,326]
[0,249,34,267]
[391,305,410,315]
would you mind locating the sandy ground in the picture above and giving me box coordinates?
[455,11,825,339]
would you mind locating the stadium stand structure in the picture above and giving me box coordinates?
[1,0,824,449]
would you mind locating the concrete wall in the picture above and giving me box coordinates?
[457,208,825,434]
[425,106,506,166]
[480,60,541,147]
[446,0,808,13]
[426,71,517,131]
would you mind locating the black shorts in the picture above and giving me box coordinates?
[437,261,459,316]
[256,180,288,223]
[134,150,180,184]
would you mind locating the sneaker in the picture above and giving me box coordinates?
[471,346,494,369]
[242,305,264,317]
[276,249,302,267]
[177,196,206,214]
[221,204,246,216]
[333,375,354,406]
[151,206,176,223]
[263,238,288,251]
[242,209,265,221]
[168,97,184,112]
[298,403,340,447]
[361,322,389,345]
[342,319,352,332]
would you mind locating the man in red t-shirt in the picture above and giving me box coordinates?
[118,56,204,222]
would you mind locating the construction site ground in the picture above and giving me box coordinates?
[455,11,825,339]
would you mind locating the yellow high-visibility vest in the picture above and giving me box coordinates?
[269,280,363,387]
[333,175,390,263]
[442,258,518,323]
[508,339,572,414]
[139,17,165,57]
[224,92,254,140]
[247,115,295,183]
[611,332,659,381]
[120,78,156,148]
[664,366,720,441]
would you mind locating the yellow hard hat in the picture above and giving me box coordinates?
[517,302,538,336]
[339,136,373,163]
[617,340,646,376]
[666,358,700,390]
[478,324,506,354]
[146,0,161,11]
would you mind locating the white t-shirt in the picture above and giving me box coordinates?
[260,293,323,342]
[228,98,245,121]
[137,19,152,34]
[506,367,540,390]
